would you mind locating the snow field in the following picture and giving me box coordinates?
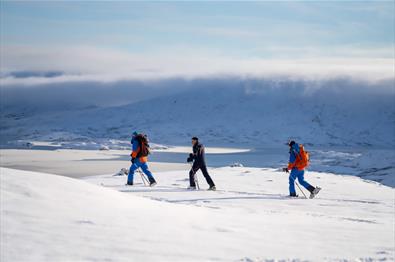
[1,166,393,261]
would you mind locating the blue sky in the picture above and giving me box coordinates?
[0,1,394,82]
[2,1,394,56]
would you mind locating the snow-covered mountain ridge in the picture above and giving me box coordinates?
[1,78,394,148]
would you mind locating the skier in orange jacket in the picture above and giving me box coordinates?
[283,141,320,198]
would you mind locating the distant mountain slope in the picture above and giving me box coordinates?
[1,80,394,148]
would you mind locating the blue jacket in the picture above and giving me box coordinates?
[131,137,138,151]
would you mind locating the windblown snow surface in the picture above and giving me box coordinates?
[1,167,394,261]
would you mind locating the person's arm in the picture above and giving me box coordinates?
[131,141,140,159]
[287,151,296,171]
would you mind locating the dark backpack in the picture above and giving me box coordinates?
[135,134,150,157]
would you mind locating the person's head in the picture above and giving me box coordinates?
[288,140,296,148]
[131,131,138,144]
[191,137,199,146]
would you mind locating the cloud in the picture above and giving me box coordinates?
[0,45,394,87]
[0,75,392,109]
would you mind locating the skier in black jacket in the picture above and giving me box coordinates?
[187,137,216,190]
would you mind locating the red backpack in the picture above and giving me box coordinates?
[295,144,310,169]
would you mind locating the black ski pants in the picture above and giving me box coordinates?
[189,163,215,187]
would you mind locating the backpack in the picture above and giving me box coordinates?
[296,144,310,169]
[135,134,150,157]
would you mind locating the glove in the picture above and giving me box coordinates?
[187,153,194,163]
[282,167,289,173]
[131,158,136,164]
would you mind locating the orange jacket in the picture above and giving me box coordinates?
[287,157,304,171]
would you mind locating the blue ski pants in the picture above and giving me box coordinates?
[289,169,312,194]
[128,160,155,183]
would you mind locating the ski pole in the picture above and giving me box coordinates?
[194,173,200,190]
[295,180,308,199]
[190,162,199,190]
[138,169,149,186]
[138,169,146,185]
[142,171,150,185]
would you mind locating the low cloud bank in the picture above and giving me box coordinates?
[1,45,393,86]
[1,76,393,113]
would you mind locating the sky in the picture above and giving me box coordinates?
[0,1,394,84]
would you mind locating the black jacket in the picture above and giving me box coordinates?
[192,143,206,166]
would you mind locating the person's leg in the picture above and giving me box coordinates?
[189,165,199,187]
[140,162,156,183]
[297,170,315,193]
[200,164,215,187]
[289,169,298,195]
[127,163,139,184]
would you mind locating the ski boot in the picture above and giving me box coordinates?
[149,178,157,187]
[289,192,298,197]
[125,181,133,186]
[208,186,216,191]
[187,186,196,190]
[309,186,321,199]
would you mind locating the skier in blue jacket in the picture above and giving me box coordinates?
[283,140,321,198]
[126,132,156,186]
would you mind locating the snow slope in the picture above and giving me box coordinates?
[1,167,394,261]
